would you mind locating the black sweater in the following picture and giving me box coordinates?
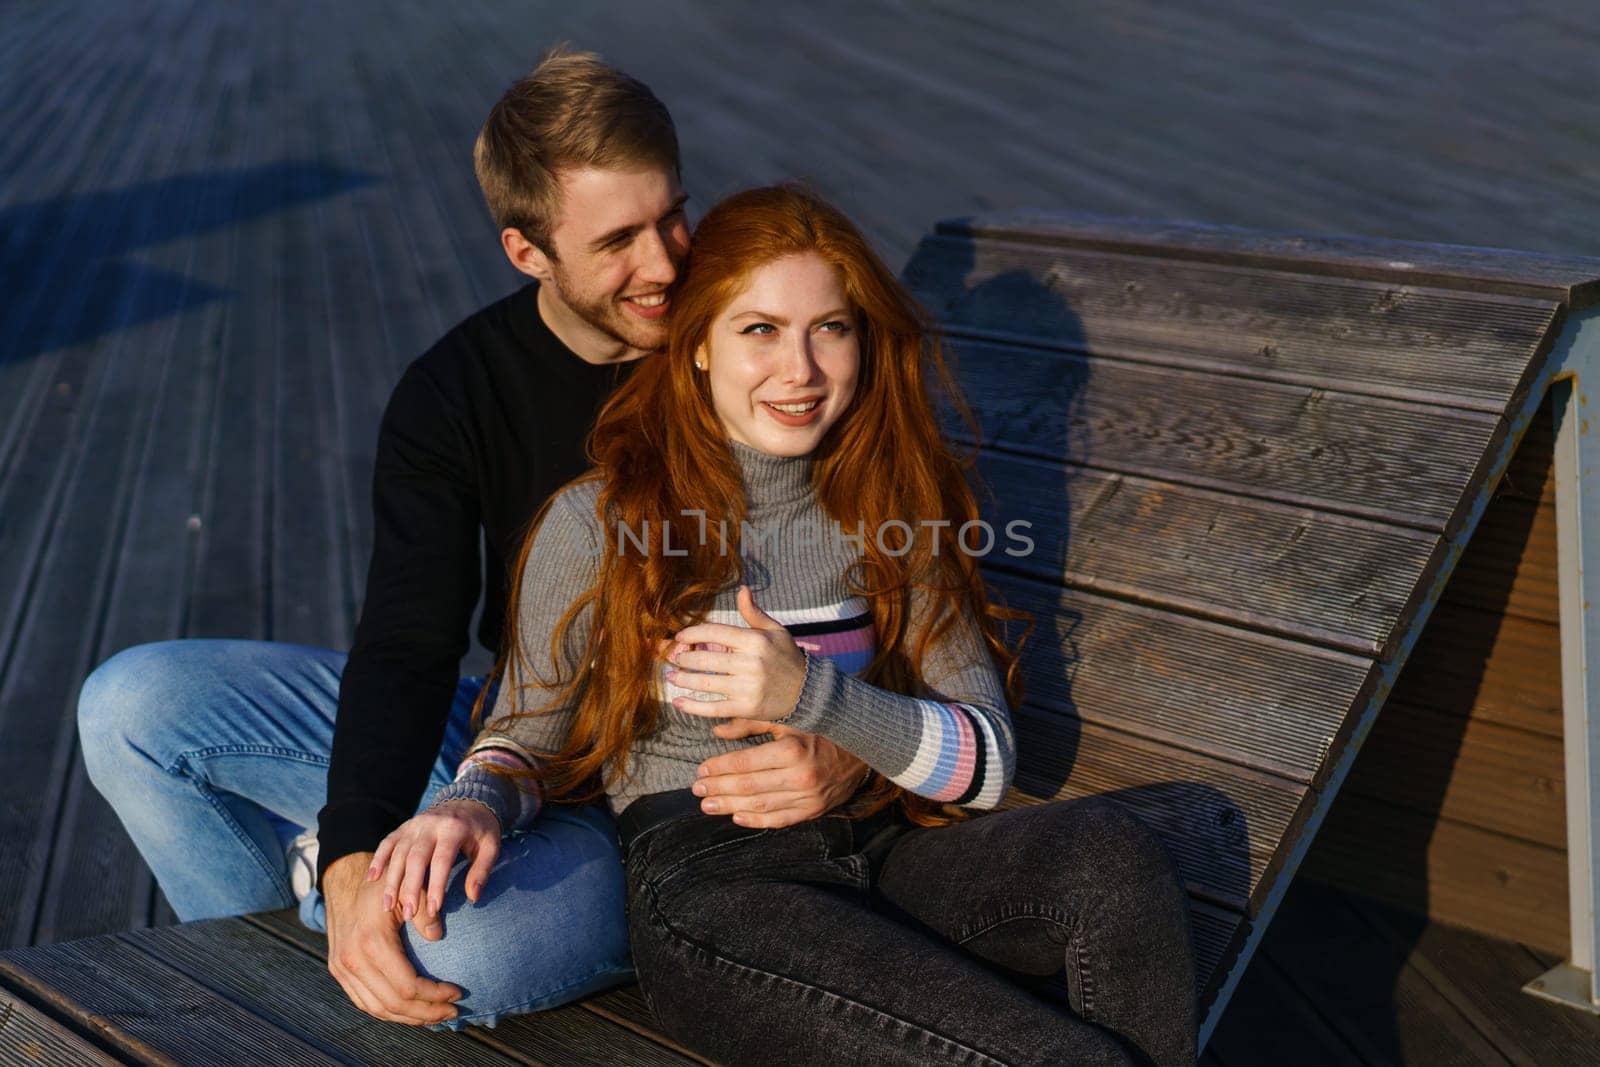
[316,282,631,885]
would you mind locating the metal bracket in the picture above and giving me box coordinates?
[1525,305,1600,1014]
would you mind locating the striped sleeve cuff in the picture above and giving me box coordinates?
[783,654,1014,809]
[428,758,541,833]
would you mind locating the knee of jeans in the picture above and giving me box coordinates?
[406,853,632,1001]
[1044,797,1178,887]
[78,642,192,779]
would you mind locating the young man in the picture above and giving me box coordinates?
[78,48,867,1028]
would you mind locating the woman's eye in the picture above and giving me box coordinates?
[819,320,852,334]
[740,323,776,335]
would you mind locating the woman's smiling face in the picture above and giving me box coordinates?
[700,253,860,457]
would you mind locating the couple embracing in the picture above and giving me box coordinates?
[79,47,1198,1067]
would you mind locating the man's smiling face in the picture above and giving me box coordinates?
[535,164,689,361]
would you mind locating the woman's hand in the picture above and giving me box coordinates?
[665,585,809,722]
[367,799,501,941]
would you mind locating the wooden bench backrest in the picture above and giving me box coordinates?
[901,212,1600,1028]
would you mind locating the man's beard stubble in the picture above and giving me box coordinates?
[548,262,668,354]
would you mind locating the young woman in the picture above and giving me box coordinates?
[371,185,1198,1066]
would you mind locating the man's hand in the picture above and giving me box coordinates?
[323,851,461,1025]
[693,718,869,828]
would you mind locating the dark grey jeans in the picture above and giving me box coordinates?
[622,793,1198,1066]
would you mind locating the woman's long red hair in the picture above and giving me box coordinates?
[484,184,1025,825]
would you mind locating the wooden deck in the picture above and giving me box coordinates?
[4,0,1600,1061]
[3,879,1599,1065]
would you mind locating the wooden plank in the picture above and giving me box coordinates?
[906,234,1561,410]
[38,10,259,947]
[0,4,231,949]
[241,911,701,1066]
[939,211,1600,308]
[249,891,1231,1065]
[1341,699,1565,851]
[1188,898,1248,1012]
[299,10,406,646]
[1393,603,1562,740]
[0,985,123,1067]
[182,14,281,644]
[979,451,1437,655]
[319,9,478,606]
[125,920,523,1066]
[266,15,351,654]
[1345,891,1600,1066]
[1203,949,1366,1067]
[1006,708,1309,915]
[1499,399,1555,506]
[0,3,141,445]
[1253,879,1511,1065]
[991,572,1368,784]
[948,335,1503,532]
[1442,497,1557,626]
[577,987,714,1067]
[0,935,341,1066]
[359,4,510,327]
[1300,792,1569,957]
[0,15,189,667]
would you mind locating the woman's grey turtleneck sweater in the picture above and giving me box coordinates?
[430,441,1015,829]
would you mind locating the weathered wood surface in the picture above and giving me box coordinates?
[1307,405,1569,949]
[242,909,712,1066]
[9,882,1600,1066]
[1306,788,1571,959]
[980,454,1438,654]
[903,175,1597,1027]
[994,575,1366,783]
[945,335,1508,532]
[907,236,1564,409]
[939,213,1600,309]
[0,920,699,1066]
[0,988,122,1067]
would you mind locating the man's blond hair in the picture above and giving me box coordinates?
[474,45,679,256]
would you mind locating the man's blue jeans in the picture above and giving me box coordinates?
[77,640,635,1027]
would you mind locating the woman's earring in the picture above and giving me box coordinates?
[693,360,705,370]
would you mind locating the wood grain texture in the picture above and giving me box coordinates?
[979,452,1437,655]
[0,934,340,1066]
[0,4,233,949]
[907,234,1561,409]
[1187,899,1250,1013]
[36,9,261,947]
[948,335,1504,532]
[240,910,705,1066]
[1341,700,1565,850]
[1254,879,1512,1065]
[132,920,697,1067]
[1392,603,1562,740]
[1202,948,1366,1067]
[1442,497,1557,626]
[1347,892,1600,1065]
[1006,707,1307,914]
[1499,400,1556,505]
[1301,792,1569,957]
[939,211,1600,307]
[0,987,123,1067]
[990,573,1370,785]
[127,920,522,1066]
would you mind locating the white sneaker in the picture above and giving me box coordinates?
[287,828,320,902]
